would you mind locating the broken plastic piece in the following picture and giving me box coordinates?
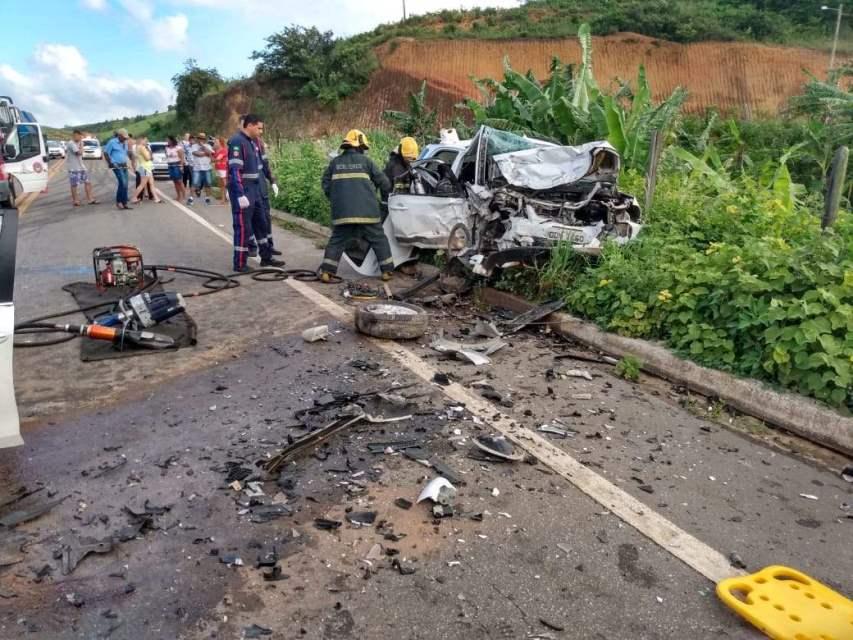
[842,465,852,483]
[0,496,66,529]
[243,623,273,638]
[472,435,524,462]
[417,477,457,506]
[564,369,593,381]
[347,511,377,525]
[314,518,342,531]
[219,555,244,567]
[500,300,565,334]
[538,424,576,438]
[301,325,331,343]
[61,536,114,575]
[394,498,413,510]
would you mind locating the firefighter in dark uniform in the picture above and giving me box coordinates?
[227,114,284,272]
[319,129,394,283]
[246,134,283,261]
[380,136,419,216]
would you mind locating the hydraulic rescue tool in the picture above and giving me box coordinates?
[38,323,175,349]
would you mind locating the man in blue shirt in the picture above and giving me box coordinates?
[103,128,132,210]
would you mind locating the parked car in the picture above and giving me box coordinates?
[340,126,643,277]
[149,142,168,179]
[81,138,102,160]
[46,140,65,159]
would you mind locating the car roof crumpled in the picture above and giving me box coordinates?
[492,141,619,190]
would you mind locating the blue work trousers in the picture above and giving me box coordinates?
[230,182,270,270]
[112,167,129,205]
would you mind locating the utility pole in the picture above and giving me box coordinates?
[822,4,844,70]
[402,0,407,21]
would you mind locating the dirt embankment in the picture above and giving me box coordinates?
[197,33,840,138]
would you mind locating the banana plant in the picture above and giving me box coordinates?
[460,23,687,171]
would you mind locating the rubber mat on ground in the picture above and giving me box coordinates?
[717,565,853,640]
[62,281,197,362]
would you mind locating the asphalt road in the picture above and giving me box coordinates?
[0,160,850,639]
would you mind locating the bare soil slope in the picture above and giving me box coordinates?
[199,33,840,137]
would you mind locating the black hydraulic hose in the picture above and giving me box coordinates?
[14,263,307,348]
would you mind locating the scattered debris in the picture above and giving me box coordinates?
[564,369,594,381]
[243,623,273,638]
[61,536,114,575]
[500,300,565,335]
[301,325,331,343]
[728,552,747,570]
[391,558,416,575]
[65,592,85,608]
[417,477,457,506]
[491,487,501,497]
[472,435,524,462]
[799,494,819,501]
[249,504,291,523]
[473,320,502,338]
[431,334,508,365]
[347,511,377,526]
[842,465,853,483]
[394,498,413,510]
[314,518,342,531]
[538,424,576,438]
[0,496,66,529]
[219,555,244,567]
[432,372,451,386]
[478,387,514,408]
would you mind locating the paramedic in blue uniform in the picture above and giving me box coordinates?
[247,133,284,261]
[227,114,285,272]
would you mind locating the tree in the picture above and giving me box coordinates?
[250,25,376,105]
[171,59,224,122]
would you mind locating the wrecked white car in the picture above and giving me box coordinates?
[340,126,642,277]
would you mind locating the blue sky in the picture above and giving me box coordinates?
[2,0,520,126]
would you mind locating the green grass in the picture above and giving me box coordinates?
[57,110,177,142]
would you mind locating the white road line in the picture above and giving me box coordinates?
[156,189,233,245]
[168,196,743,585]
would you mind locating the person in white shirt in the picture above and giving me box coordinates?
[65,130,98,207]
[188,131,213,205]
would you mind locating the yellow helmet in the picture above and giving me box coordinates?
[399,137,419,161]
[341,129,369,150]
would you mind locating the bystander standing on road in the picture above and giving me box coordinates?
[129,134,155,201]
[181,133,193,191]
[103,129,133,210]
[131,135,161,204]
[65,130,98,207]
[213,137,228,205]
[165,136,186,202]
[189,132,213,205]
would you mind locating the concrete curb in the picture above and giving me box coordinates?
[270,208,330,239]
[480,288,853,458]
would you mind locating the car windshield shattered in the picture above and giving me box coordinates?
[339,125,643,278]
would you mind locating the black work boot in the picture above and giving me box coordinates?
[260,258,286,268]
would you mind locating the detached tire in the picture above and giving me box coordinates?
[354,302,429,340]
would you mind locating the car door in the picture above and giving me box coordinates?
[3,122,48,197]
[0,205,22,448]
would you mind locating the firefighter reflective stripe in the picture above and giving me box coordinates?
[331,172,371,181]
[234,246,248,251]
[242,172,260,179]
[333,216,381,225]
[380,256,394,265]
[322,257,339,266]
[228,158,244,166]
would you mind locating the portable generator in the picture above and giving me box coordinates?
[93,245,144,290]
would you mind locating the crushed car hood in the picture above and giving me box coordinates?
[492,141,619,191]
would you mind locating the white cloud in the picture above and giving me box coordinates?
[2,44,172,126]
[118,0,188,51]
[81,0,107,9]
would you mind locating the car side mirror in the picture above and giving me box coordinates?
[3,144,15,160]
